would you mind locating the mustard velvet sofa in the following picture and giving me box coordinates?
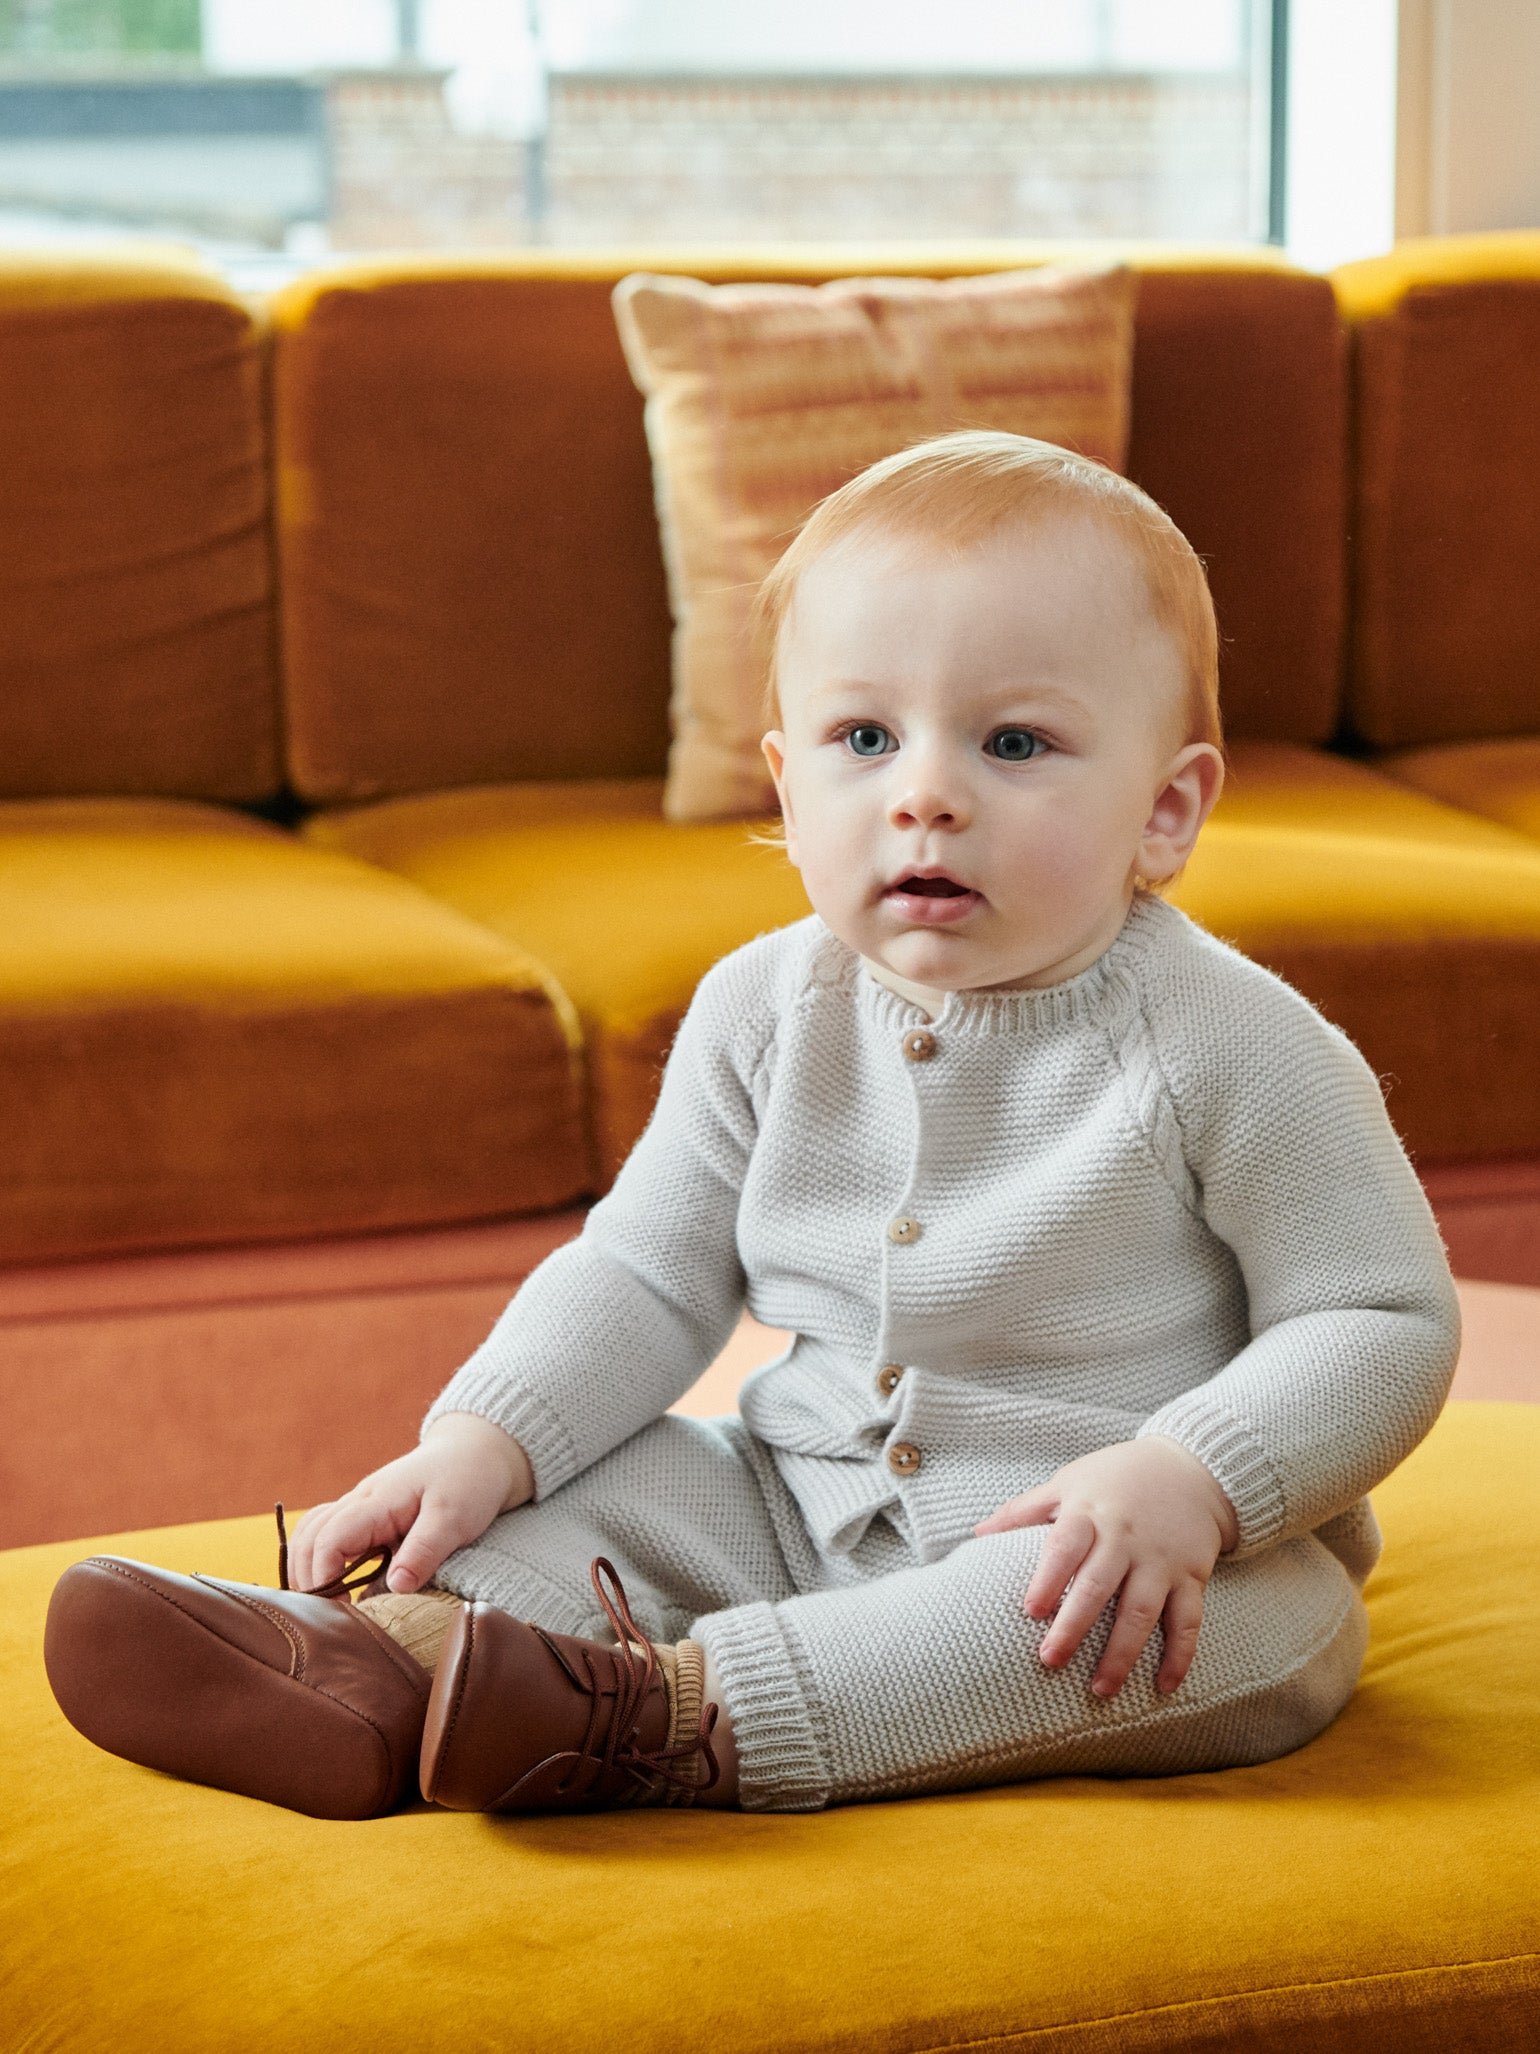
[2,235,1540,1283]
[4,236,1540,2051]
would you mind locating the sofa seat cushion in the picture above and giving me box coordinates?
[1165,741,1540,1161]
[1377,736,1540,845]
[313,743,1540,1174]
[4,1403,1535,2051]
[308,779,811,1180]
[0,800,587,1264]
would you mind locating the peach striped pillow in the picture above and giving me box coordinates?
[613,265,1137,822]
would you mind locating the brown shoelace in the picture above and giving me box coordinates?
[274,1502,393,1603]
[515,1556,720,1807]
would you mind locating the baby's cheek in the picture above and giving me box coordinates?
[1001,815,1132,912]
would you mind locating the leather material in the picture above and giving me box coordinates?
[421,1601,672,1813]
[45,1555,431,1820]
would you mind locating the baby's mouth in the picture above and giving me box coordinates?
[883,872,983,925]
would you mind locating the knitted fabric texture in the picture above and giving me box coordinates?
[427,897,1460,1806]
[426,1410,1369,1812]
[357,1589,463,1675]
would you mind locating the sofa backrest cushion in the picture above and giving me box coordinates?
[272,247,1347,803]
[0,251,279,802]
[1334,233,1540,750]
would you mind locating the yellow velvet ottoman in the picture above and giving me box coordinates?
[2,1407,1535,2051]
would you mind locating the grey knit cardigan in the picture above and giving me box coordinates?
[429,896,1460,1582]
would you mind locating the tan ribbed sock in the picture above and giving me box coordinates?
[357,1589,464,1676]
[644,1637,708,1807]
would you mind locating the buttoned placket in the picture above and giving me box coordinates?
[876,1003,956,1531]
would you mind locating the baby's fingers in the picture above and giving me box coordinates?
[1022,1509,1095,1619]
[1037,1538,1123,1667]
[284,1502,336,1595]
[975,1485,1056,1537]
[1091,1569,1170,1698]
[1156,1580,1207,1695]
[386,1495,474,1594]
[303,1488,415,1592]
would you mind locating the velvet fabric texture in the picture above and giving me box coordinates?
[0,800,588,1264]
[308,781,812,1182]
[1169,744,1540,1162]
[1334,233,1540,748]
[0,1215,585,1550]
[270,247,1347,804]
[5,1404,1536,2048]
[0,249,278,801]
[1383,737,1540,844]
[312,743,1540,1177]
[612,264,1137,819]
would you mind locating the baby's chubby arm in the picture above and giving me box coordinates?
[287,1414,534,1595]
[976,1437,1239,1698]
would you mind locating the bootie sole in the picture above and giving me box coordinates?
[46,1556,429,1819]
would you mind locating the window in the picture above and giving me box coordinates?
[0,0,1280,274]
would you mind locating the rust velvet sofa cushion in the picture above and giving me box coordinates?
[1333,233,1540,750]
[311,742,1540,1177]
[270,246,1346,804]
[0,249,279,802]
[0,800,587,1265]
[3,1403,1536,2051]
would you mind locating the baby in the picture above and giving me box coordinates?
[47,431,1460,1819]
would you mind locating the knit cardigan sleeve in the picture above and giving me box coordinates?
[422,935,782,1497]
[1134,922,1461,1556]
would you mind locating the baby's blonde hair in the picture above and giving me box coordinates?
[756,430,1222,752]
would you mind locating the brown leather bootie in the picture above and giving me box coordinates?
[44,1509,430,1820]
[421,1558,718,1813]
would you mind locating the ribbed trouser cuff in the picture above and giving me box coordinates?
[693,1601,829,1813]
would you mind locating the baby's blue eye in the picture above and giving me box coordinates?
[988,728,1045,763]
[845,724,893,757]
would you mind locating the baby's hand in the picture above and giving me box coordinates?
[287,1413,534,1597]
[974,1438,1239,1699]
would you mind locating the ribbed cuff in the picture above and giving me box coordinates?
[422,1354,581,1500]
[693,1601,829,1813]
[1137,1398,1287,1556]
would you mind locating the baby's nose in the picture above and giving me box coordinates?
[890,774,968,831]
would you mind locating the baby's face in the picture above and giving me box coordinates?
[763,514,1221,996]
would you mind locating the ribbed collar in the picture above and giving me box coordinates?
[844,892,1170,1039]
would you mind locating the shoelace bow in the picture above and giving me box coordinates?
[273,1503,392,1603]
[524,1557,719,1804]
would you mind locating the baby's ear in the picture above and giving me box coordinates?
[761,732,800,866]
[1140,744,1224,882]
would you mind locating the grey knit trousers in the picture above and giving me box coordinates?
[432,1414,1368,1813]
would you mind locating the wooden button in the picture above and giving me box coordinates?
[902,1028,938,1063]
[887,1441,922,1476]
[877,1363,904,1395]
[888,1216,921,1245]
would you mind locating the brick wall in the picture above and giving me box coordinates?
[320,68,1259,251]
[326,69,529,249]
[542,72,1257,243]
